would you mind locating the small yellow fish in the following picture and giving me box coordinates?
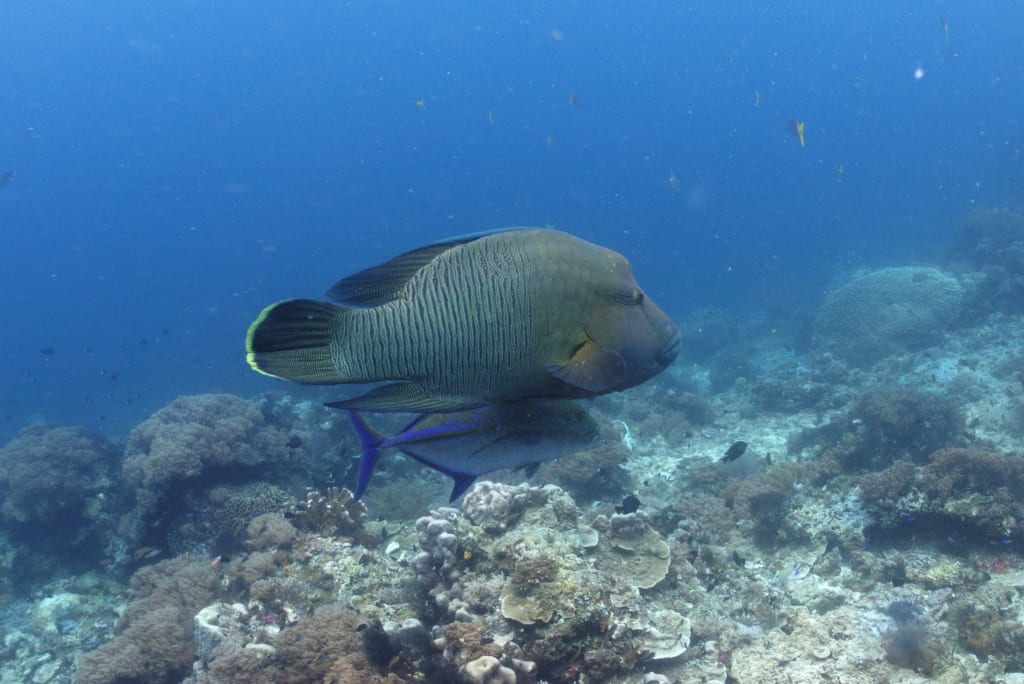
[546,134,555,146]
[668,171,680,191]
[836,163,845,181]
[789,119,806,148]
[415,99,426,110]
[487,110,494,125]
[753,90,760,107]
[941,15,950,44]
[568,91,580,107]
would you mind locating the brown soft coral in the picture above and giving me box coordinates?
[76,557,218,684]
[124,394,289,495]
[722,467,801,547]
[271,605,402,684]
[852,388,964,466]
[861,447,1024,545]
[0,424,116,527]
[119,394,294,546]
[859,460,917,504]
[923,448,1022,498]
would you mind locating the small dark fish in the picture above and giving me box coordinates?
[615,494,641,514]
[39,346,56,356]
[0,170,13,189]
[346,399,598,501]
[721,440,748,462]
[286,435,303,449]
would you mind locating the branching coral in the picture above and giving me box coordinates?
[288,486,369,541]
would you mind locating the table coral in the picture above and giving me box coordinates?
[592,512,672,589]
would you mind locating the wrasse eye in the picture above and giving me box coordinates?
[610,289,643,306]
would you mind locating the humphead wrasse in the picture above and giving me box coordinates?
[346,399,599,501]
[246,228,680,412]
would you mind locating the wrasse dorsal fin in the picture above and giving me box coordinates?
[326,229,521,307]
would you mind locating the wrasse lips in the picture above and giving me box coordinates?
[657,330,681,366]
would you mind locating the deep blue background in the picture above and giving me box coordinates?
[1,1,1021,438]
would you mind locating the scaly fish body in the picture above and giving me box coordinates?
[348,399,599,500]
[247,228,680,412]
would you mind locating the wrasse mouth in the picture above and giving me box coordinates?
[657,330,681,366]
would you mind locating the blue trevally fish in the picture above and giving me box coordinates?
[346,399,600,501]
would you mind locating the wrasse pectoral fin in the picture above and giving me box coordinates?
[325,383,471,413]
[548,342,626,392]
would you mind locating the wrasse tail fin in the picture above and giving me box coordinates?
[246,299,347,384]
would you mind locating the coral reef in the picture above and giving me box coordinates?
[10,262,1024,684]
[0,424,117,528]
[413,482,685,682]
[812,266,963,366]
[164,482,295,556]
[123,394,289,502]
[751,361,852,413]
[948,207,1024,317]
[543,432,633,501]
[119,394,303,551]
[789,387,964,471]
[287,485,369,539]
[76,556,218,684]
[861,447,1024,547]
[246,512,298,550]
[0,425,118,589]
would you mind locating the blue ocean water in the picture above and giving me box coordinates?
[0,1,1020,440]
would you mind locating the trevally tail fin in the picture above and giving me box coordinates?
[246,299,348,384]
[346,410,386,500]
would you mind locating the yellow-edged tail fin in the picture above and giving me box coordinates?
[245,299,347,384]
